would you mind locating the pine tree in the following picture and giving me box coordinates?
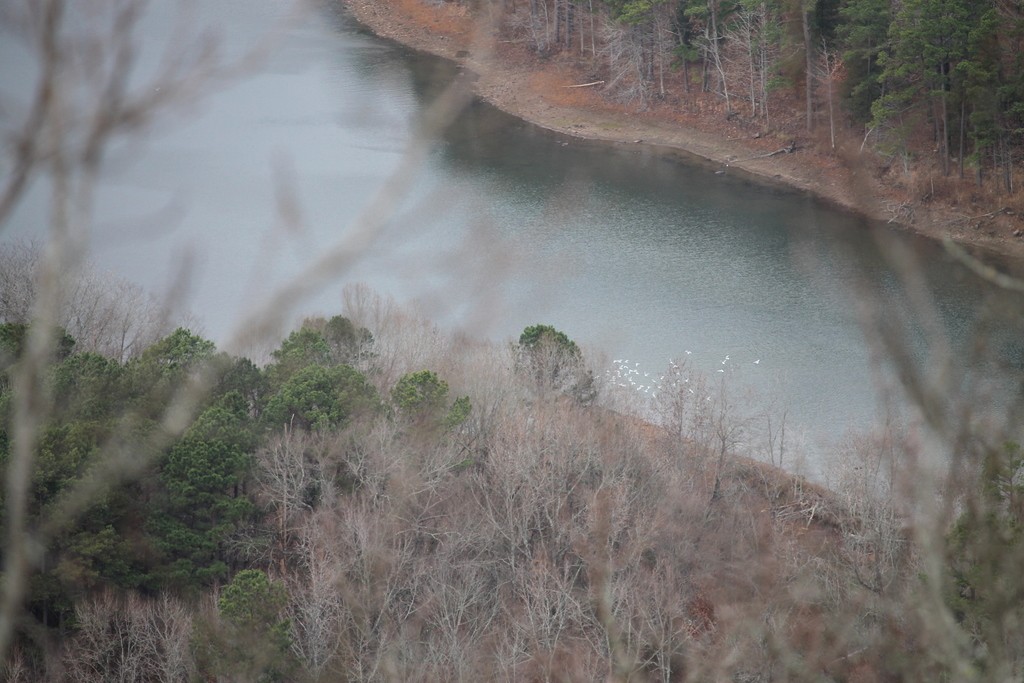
[837,0,891,124]
[872,0,973,174]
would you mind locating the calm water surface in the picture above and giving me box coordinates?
[2,1,1014,462]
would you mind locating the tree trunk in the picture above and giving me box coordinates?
[555,0,562,47]
[659,19,666,98]
[709,0,730,110]
[589,0,596,56]
[580,0,585,54]
[827,64,835,149]
[566,0,574,50]
[1003,135,1014,193]
[543,0,551,51]
[940,89,950,176]
[760,6,770,123]
[959,99,965,179]
[802,0,814,131]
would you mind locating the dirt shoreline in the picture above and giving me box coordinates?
[342,0,1024,263]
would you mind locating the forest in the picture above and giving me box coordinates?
[1,254,1023,680]
[482,0,1024,198]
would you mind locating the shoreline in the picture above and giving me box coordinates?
[341,0,1024,264]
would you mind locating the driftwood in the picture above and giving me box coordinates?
[966,206,1010,221]
[734,141,797,162]
[563,80,605,88]
[884,200,914,224]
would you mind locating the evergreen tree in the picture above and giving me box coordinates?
[873,0,973,173]
[838,0,891,123]
[49,352,126,422]
[266,327,331,390]
[127,328,217,418]
[391,369,472,430]
[213,355,270,419]
[263,364,379,432]
[148,434,252,591]
[197,569,294,681]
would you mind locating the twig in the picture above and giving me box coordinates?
[942,237,1024,293]
[563,80,604,88]
[884,200,914,224]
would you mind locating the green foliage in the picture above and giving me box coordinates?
[135,327,216,376]
[0,323,75,373]
[263,363,379,431]
[0,322,29,365]
[518,323,581,358]
[445,394,472,429]
[128,328,216,418]
[392,369,450,415]
[517,324,594,404]
[838,0,891,123]
[55,523,141,593]
[833,0,1024,175]
[149,436,252,590]
[0,390,9,428]
[605,0,673,25]
[814,0,843,41]
[219,569,287,624]
[186,392,259,453]
[22,420,151,624]
[871,0,974,157]
[391,369,472,432]
[33,422,103,515]
[960,7,1012,167]
[50,352,126,422]
[198,569,293,682]
[212,354,270,419]
[322,314,374,365]
[267,327,331,388]
[272,316,374,383]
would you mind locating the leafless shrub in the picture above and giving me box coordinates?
[61,270,170,361]
[826,423,914,597]
[59,591,195,683]
[600,20,651,106]
[0,645,31,683]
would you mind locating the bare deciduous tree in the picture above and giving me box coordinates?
[287,516,346,680]
[255,425,322,571]
[0,242,40,324]
[60,592,195,683]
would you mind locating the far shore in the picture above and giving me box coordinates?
[341,0,1024,264]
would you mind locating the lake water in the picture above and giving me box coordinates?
[2,0,1018,467]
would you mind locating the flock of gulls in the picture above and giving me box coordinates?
[604,351,762,402]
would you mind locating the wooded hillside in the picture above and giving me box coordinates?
[491,0,1024,192]
[2,265,1023,680]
